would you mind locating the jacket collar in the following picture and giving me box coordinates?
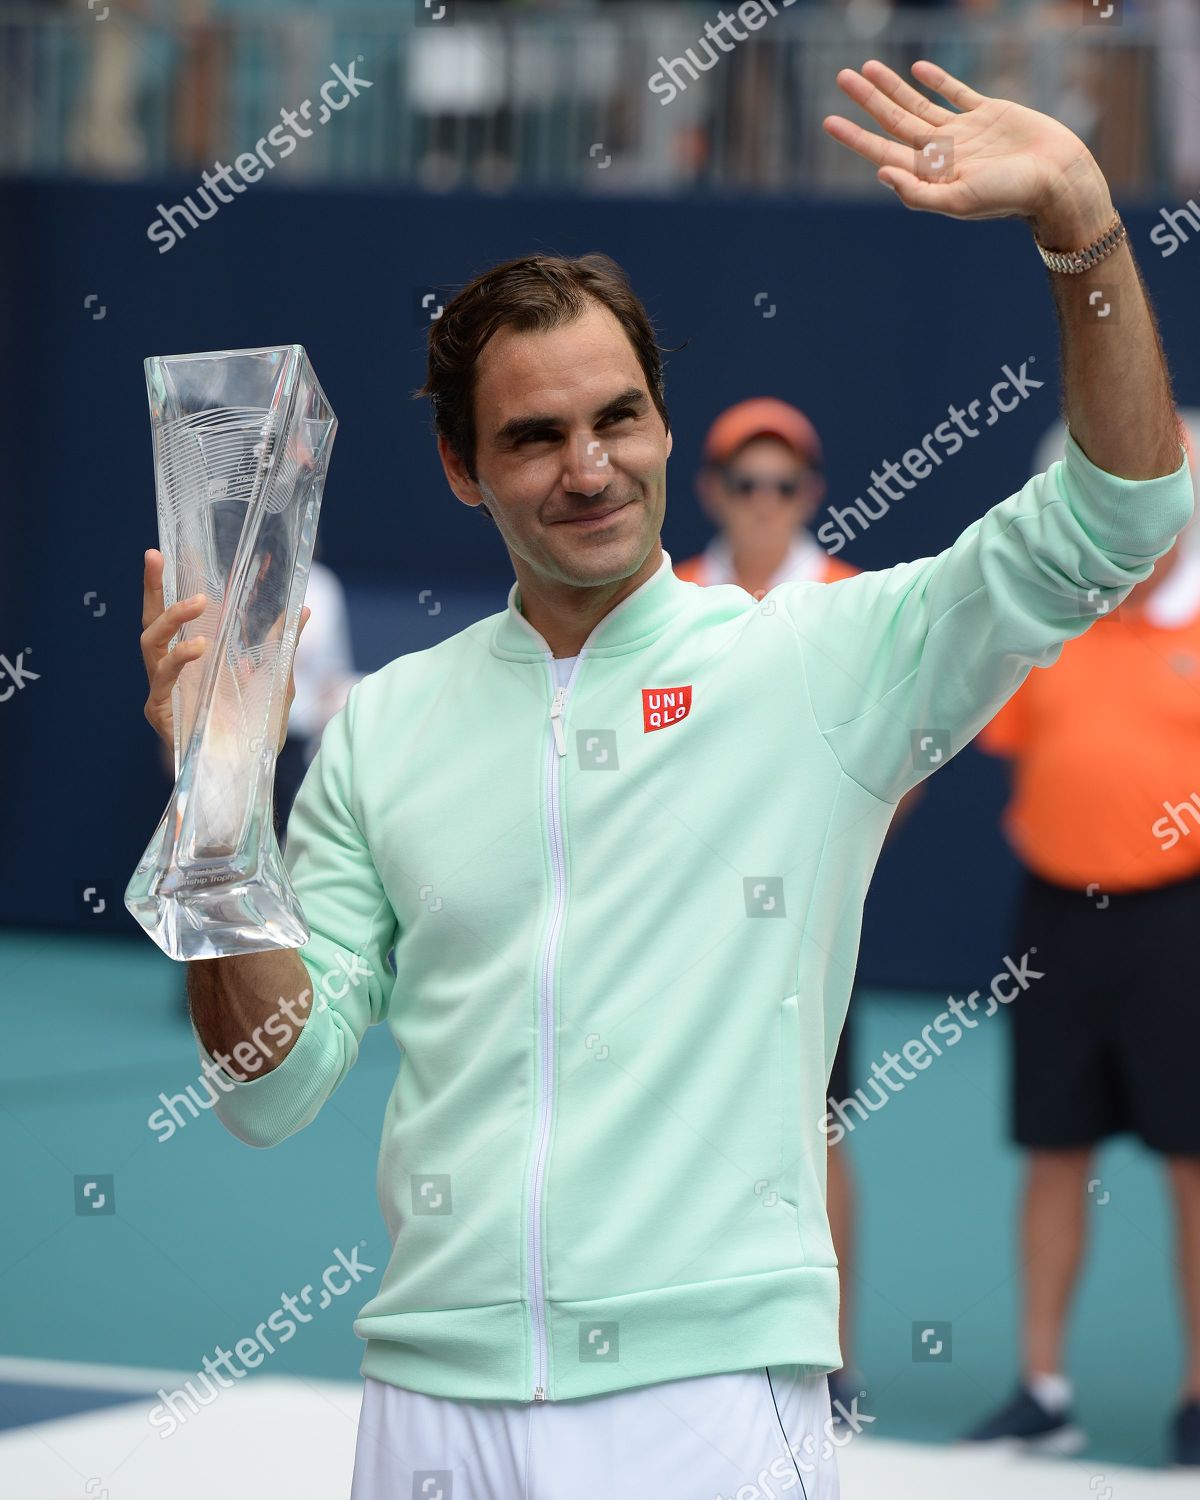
[490,546,694,661]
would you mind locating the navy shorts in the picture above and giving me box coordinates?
[1008,867,1200,1156]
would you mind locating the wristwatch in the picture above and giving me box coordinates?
[1034,210,1127,274]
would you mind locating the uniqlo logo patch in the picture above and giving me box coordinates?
[642,685,692,733]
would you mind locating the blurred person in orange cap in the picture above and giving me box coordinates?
[966,413,1200,1466]
[675,398,856,595]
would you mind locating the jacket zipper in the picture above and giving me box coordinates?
[528,659,577,1401]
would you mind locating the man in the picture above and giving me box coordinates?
[966,422,1200,1466]
[138,60,1194,1499]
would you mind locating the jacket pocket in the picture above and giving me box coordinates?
[778,993,802,1221]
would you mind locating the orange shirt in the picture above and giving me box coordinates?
[975,602,1200,892]
[673,544,858,591]
[672,553,708,585]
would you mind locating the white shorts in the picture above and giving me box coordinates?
[350,1363,840,1500]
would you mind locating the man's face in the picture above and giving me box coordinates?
[439,301,672,589]
[697,436,825,556]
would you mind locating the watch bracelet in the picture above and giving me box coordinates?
[1035,211,1126,275]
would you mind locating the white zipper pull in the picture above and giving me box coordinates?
[549,684,567,757]
[533,1385,547,1401]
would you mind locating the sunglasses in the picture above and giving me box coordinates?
[723,470,809,499]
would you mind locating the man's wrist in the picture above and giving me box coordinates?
[1026,161,1114,251]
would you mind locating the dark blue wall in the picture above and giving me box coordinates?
[4,177,1196,990]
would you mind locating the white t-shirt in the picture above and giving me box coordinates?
[552,655,578,688]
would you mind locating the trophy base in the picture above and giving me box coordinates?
[125,809,310,962]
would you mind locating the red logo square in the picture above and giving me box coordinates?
[642,685,692,733]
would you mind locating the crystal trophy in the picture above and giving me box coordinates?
[125,345,337,961]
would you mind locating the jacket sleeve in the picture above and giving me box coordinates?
[779,427,1194,805]
[189,679,397,1148]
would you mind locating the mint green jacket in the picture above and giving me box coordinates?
[193,431,1192,1402]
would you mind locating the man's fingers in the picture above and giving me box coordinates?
[877,164,970,216]
[910,59,987,112]
[290,604,311,663]
[142,549,165,631]
[825,60,985,182]
[860,58,955,129]
[832,67,930,149]
[145,637,206,717]
[286,607,311,699]
[822,113,913,174]
[140,592,207,667]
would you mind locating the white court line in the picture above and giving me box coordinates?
[0,1355,191,1392]
[0,1375,362,1496]
[0,1375,1194,1500]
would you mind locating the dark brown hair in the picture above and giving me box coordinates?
[414,252,675,483]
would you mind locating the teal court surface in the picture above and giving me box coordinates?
[0,929,1193,1497]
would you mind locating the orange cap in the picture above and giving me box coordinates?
[702,397,823,469]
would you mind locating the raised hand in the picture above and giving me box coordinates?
[823,59,1113,244]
